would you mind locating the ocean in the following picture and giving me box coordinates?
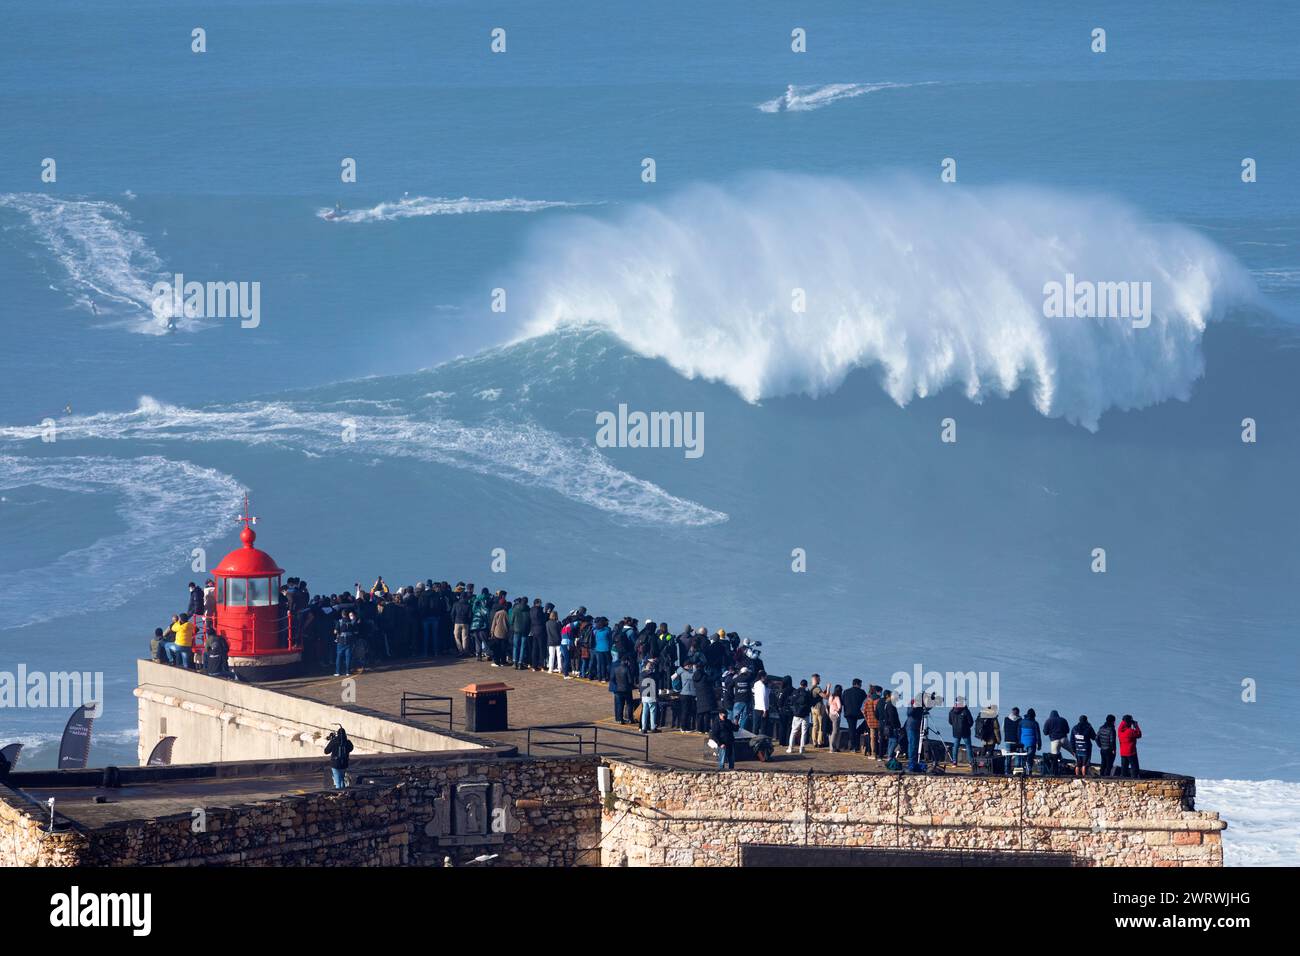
[1,1,1298,864]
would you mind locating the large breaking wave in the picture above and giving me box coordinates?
[514,174,1258,429]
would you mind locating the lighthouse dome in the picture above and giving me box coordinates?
[214,524,284,577]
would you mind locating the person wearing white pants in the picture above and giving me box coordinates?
[545,611,563,673]
[787,716,808,753]
[785,679,814,754]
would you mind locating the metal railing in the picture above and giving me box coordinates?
[525,722,649,761]
[399,692,454,730]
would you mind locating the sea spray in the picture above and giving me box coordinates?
[512,174,1258,429]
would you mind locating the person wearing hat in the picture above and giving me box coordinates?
[948,696,975,765]
[975,704,1001,756]
[1002,707,1023,776]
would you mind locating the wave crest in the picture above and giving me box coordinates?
[514,174,1258,428]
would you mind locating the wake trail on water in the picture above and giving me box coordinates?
[0,192,190,335]
[0,398,727,529]
[316,195,590,224]
[513,174,1259,429]
[0,456,245,630]
[757,82,938,112]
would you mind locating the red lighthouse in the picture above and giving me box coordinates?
[210,496,302,680]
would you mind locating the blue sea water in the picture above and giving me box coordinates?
[1,1,1299,859]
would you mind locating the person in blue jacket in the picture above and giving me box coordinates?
[1019,708,1042,775]
[591,616,613,681]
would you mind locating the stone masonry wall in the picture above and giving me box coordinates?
[600,762,1225,867]
[1,755,599,867]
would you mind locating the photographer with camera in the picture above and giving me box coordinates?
[1118,715,1143,777]
[324,726,354,789]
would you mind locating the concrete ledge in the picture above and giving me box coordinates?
[135,659,485,765]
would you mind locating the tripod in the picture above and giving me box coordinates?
[916,707,950,771]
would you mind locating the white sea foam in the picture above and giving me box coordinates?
[758,82,934,113]
[514,174,1258,429]
[0,728,140,769]
[0,399,727,528]
[317,195,586,224]
[0,456,245,629]
[0,192,183,334]
[1198,779,1300,866]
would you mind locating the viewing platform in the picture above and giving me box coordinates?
[0,655,1226,867]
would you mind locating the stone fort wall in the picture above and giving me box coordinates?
[2,755,1225,868]
[599,761,1225,867]
[1,754,599,867]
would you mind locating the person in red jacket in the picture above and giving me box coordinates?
[1117,715,1143,778]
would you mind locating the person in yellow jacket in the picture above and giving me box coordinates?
[166,613,196,669]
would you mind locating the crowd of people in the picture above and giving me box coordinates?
[149,575,1146,778]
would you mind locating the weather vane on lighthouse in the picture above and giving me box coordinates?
[237,493,258,546]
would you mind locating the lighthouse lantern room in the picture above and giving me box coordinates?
[210,496,303,680]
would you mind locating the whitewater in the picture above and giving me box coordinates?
[514,175,1258,430]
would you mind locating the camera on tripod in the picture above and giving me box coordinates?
[918,690,944,711]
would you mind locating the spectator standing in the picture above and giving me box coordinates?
[841,679,868,753]
[334,610,357,676]
[975,705,1001,756]
[1071,715,1097,777]
[676,661,697,732]
[864,686,883,758]
[711,711,736,771]
[1118,715,1143,777]
[878,690,901,761]
[1096,715,1118,777]
[324,727,354,789]
[786,679,814,754]
[948,698,975,765]
[546,611,563,673]
[610,655,635,724]
[489,602,510,666]
[451,590,472,656]
[1043,709,1069,775]
[1019,708,1042,775]
[826,685,844,753]
[905,699,925,772]
[751,671,768,736]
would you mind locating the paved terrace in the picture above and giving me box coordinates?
[271,655,970,774]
